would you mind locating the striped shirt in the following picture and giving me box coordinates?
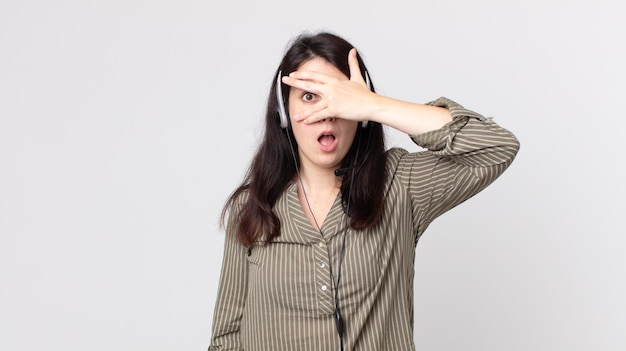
[208,97,520,350]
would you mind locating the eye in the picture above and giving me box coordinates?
[301,92,316,102]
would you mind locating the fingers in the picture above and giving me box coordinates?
[347,48,365,85]
[283,70,327,86]
[292,108,329,125]
[281,75,320,94]
[279,51,370,125]
[282,48,365,87]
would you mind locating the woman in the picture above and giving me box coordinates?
[208,31,519,350]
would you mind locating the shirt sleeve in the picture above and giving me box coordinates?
[208,201,248,351]
[397,97,520,240]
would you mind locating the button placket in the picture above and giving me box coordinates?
[313,240,334,314]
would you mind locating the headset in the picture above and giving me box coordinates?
[276,69,372,129]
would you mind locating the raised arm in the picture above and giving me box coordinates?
[281,48,454,136]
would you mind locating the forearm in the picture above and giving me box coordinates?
[368,94,453,135]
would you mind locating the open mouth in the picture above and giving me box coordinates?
[318,132,336,147]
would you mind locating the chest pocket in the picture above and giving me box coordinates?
[244,242,265,294]
[245,243,265,266]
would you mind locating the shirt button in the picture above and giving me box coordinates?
[318,242,325,248]
[320,262,326,268]
[321,285,328,291]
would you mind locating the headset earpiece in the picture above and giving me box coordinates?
[362,71,372,128]
[275,69,373,129]
[276,70,289,129]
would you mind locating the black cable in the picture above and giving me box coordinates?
[286,120,365,351]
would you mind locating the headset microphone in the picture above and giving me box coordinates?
[334,167,353,177]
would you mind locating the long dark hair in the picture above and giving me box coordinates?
[221,31,387,247]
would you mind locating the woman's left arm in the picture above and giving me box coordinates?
[401,97,521,240]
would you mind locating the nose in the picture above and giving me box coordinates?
[322,117,335,123]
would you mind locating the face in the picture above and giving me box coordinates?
[287,57,359,174]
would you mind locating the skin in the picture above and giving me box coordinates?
[281,48,453,227]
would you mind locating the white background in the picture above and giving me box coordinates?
[1,1,624,350]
